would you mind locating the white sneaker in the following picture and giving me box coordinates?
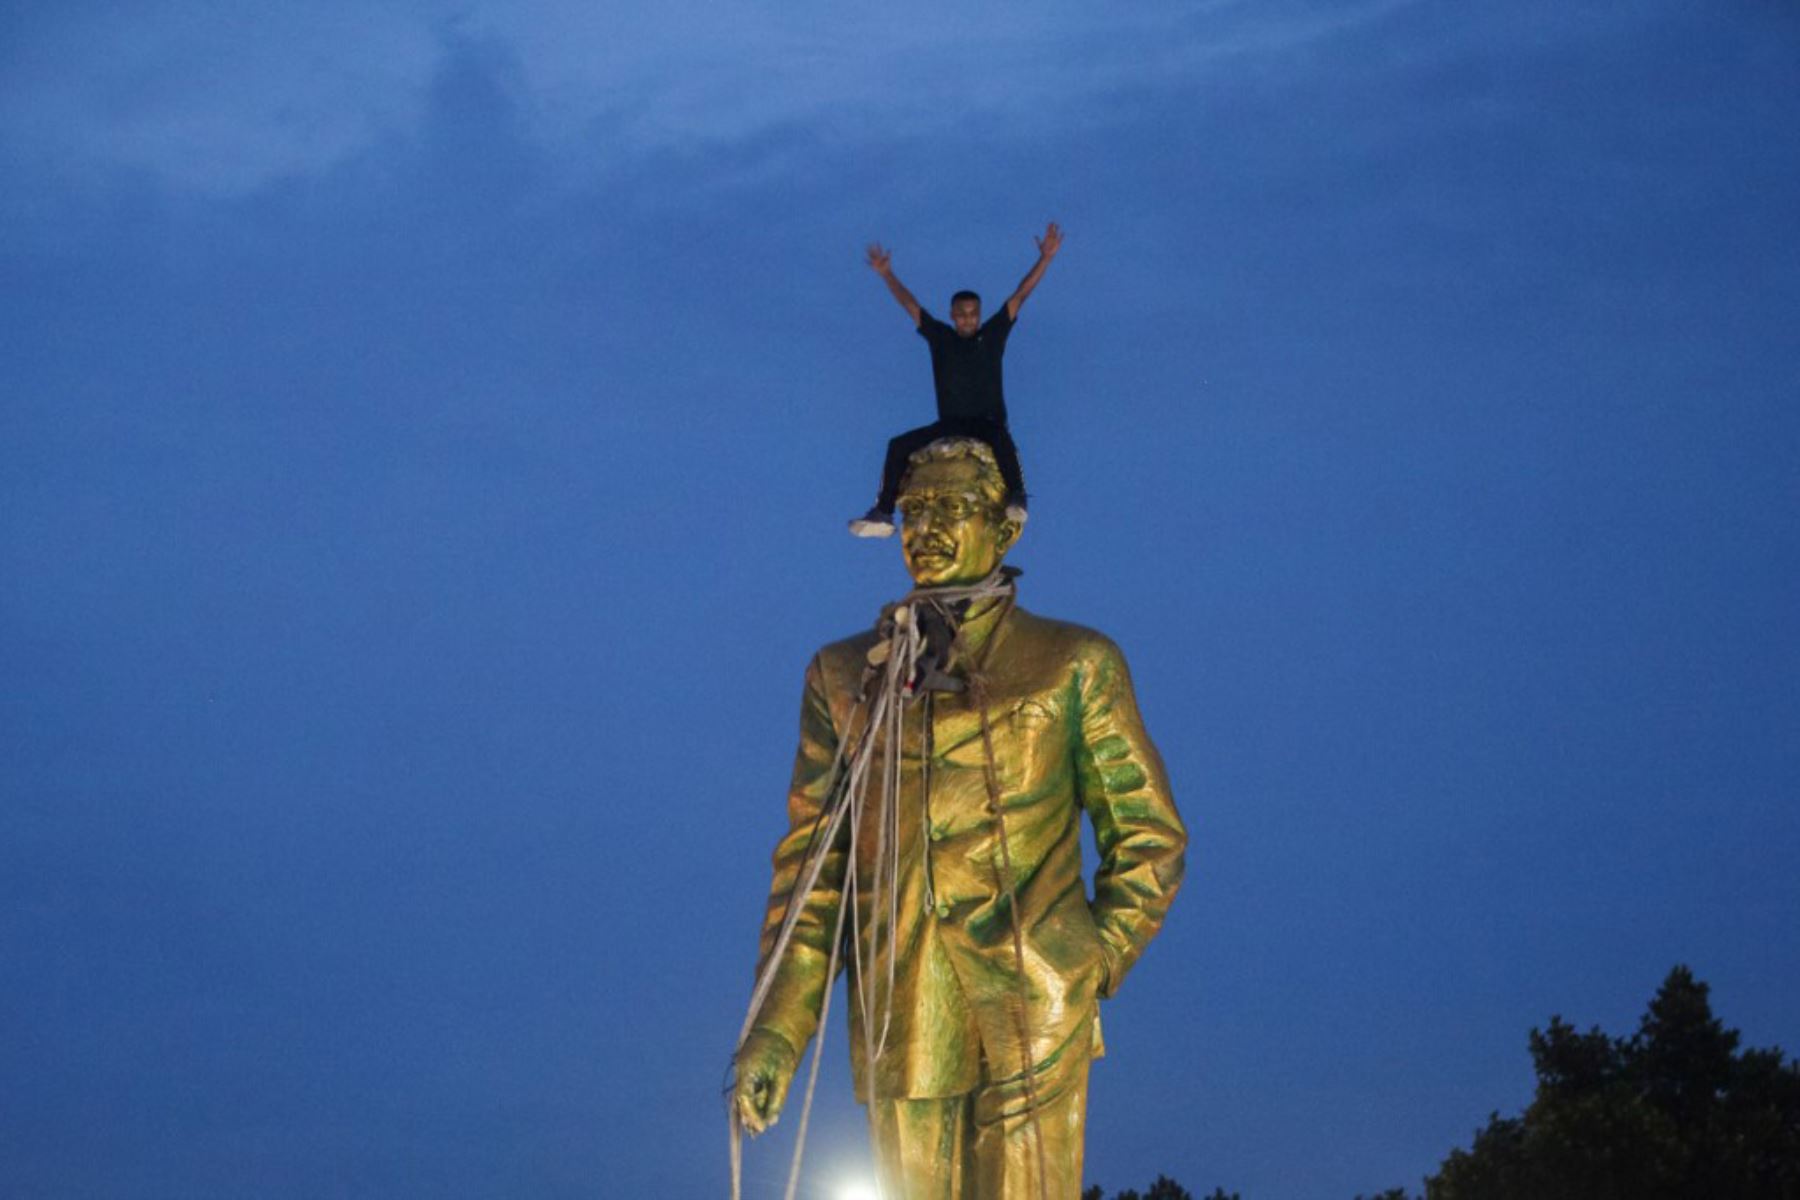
[849,509,896,538]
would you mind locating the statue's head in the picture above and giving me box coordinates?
[896,437,1021,588]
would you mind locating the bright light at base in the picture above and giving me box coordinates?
[837,1182,880,1200]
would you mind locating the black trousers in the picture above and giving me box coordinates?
[874,418,1027,514]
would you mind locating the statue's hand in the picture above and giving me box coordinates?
[732,1029,799,1137]
[865,242,893,275]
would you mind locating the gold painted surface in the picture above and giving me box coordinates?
[735,442,1186,1197]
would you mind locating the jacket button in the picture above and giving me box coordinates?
[934,900,951,919]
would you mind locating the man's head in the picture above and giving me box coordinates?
[896,438,1020,588]
[949,290,982,337]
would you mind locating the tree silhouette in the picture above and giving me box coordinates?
[1427,966,1800,1199]
[1082,1176,1223,1200]
[1081,969,1794,1198]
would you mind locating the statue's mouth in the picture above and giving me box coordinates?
[911,537,956,561]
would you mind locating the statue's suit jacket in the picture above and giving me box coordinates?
[751,601,1186,1103]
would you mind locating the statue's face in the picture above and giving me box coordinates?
[897,456,1018,588]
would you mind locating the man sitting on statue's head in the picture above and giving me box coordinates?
[852,225,1064,539]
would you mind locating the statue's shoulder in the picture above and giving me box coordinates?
[1007,606,1124,664]
[811,626,881,692]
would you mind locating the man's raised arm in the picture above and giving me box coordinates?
[1005,221,1063,320]
[866,242,923,326]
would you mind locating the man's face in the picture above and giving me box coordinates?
[897,457,1017,588]
[950,297,981,338]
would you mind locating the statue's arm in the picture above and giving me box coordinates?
[1074,636,1186,998]
[735,654,848,1133]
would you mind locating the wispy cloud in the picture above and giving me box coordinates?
[2,2,444,193]
[1,0,1419,196]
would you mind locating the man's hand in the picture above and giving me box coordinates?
[867,242,922,323]
[1007,221,1063,319]
[732,1029,799,1136]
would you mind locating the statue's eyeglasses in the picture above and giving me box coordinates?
[897,492,996,524]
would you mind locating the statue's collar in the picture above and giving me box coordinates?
[885,567,1019,694]
[906,566,1017,634]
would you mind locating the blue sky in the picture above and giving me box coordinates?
[3,3,1798,1197]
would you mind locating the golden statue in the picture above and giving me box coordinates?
[732,438,1186,1200]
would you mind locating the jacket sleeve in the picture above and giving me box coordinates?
[1074,636,1186,999]
[748,653,851,1056]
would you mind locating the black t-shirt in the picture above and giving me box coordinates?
[916,306,1015,424]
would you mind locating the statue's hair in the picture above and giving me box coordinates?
[902,437,1007,504]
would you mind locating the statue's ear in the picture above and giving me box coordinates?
[995,516,1022,556]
